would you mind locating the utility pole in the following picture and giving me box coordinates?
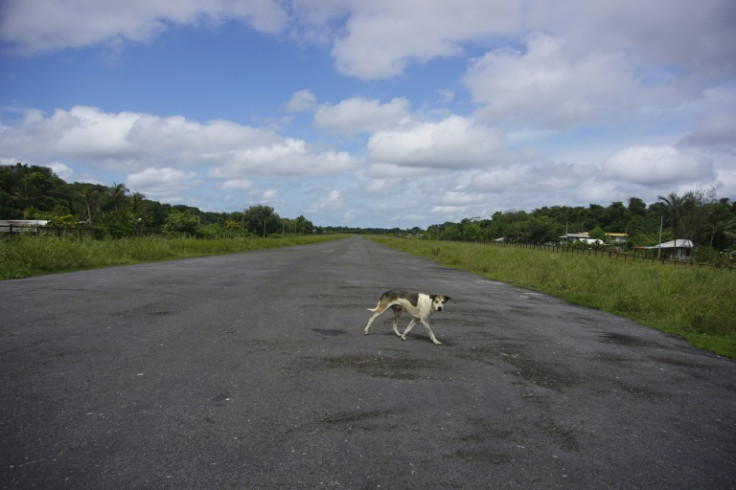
[658,215,663,260]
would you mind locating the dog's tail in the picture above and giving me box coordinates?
[366,301,383,313]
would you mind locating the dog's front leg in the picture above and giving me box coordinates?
[420,319,442,345]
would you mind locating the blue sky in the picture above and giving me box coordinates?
[1,1,735,228]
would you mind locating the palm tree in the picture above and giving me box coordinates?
[130,192,145,213]
[108,183,129,212]
[78,185,99,223]
[658,192,685,249]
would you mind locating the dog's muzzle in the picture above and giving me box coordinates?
[437,306,443,311]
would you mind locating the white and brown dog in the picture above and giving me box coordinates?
[363,289,451,345]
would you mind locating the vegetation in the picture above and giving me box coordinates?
[0,234,346,280]
[426,192,736,267]
[369,236,736,359]
[0,163,315,237]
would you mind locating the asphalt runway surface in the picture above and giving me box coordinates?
[1,236,735,489]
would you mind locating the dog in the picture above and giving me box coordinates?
[363,289,451,345]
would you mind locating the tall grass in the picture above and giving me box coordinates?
[0,234,346,280]
[370,236,736,359]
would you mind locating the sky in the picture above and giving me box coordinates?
[1,0,735,229]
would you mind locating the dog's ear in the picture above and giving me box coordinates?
[444,296,451,302]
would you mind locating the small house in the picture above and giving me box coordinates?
[635,239,694,261]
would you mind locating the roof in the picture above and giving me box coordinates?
[642,239,694,249]
[0,220,48,227]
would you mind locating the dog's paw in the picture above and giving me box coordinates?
[400,335,407,341]
[433,340,443,345]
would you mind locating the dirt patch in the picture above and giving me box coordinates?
[535,417,580,452]
[311,328,347,336]
[598,332,657,348]
[288,354,452,380]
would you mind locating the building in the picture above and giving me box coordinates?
[559,232,628,246]
[0,220,49,233]
[635,239,694,261]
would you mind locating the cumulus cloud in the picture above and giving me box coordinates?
[126,167,198,202]
[0,105,357,177]
[367,115,505,168]
[306,188,345,214]
[284,89,318,113]
[207,139,359,177]
[329,0,521,79]
[314,97,410,134]
[464,35,660,128]
[0,0,288,54]
[601,145,714,185]
[220,179,256,191]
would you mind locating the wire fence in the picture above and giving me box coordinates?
[490,240,735,273]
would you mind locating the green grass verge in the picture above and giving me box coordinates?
[0,234,347,280]
[369,236,736,360]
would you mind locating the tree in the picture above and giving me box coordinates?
[78,184,100,223]
[588,226,607,241]
[294,215,314,234]
[163,210,199,235]
[108,183,129,212]
[244,205,280,237]
[628,197,647,217]
[658,192,686,247]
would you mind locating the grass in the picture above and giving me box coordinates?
[369,236,736,360]
[0,234,347,280]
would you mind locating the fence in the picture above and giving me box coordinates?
[1,224,100,239]
[490,241,735,272]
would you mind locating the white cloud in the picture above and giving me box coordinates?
[47,161,73,181]
[0,106,358,178]
[306,188,344,213]
[470,167,524,192]
[601,145,714,186]
[464,35,663,128]
[208,139,359,177]
[126,167,198,202]
[285,89,318,113]
[220,179,256,191]
[0,0,288,54]
[367,115,505,168]
[329,0,521,79]
[314,97,410,134]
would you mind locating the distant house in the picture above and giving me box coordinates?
[559,233,590,245]
[634,239,694,261]
[0,220,48,233]
[559,232,628,246]
[605,233,629,245]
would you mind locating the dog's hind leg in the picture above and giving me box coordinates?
[364,305,387,335]
[390,305,403,338]
[399,318,417,341]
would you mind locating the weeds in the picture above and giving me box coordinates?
[369,236,736,360]
[0,234,346,280]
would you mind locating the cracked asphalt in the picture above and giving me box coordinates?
[1,236,735,488]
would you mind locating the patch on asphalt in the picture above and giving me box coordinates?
[287,354,451,380]
[311,328,347,336]
[598,332,657,347]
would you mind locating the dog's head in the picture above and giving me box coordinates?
[430,294,451,312]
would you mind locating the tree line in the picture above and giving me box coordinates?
[0,163,314,238]
[2,163,735,257]
[426,191,736,256]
